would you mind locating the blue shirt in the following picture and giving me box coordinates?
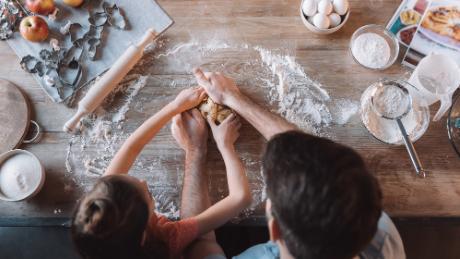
[233,212,406,259]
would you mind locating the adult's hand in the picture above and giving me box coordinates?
[194,67,297,141]
[193,68,241,106]
[171,109,208,153]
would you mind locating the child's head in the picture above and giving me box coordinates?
[263,131,382,259]
[71,174,154,259]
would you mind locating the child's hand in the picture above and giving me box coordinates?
[208,113,241,151]
[171,109,208,153]
[173,87,207,112]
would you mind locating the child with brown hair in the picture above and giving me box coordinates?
[71,86,252,259]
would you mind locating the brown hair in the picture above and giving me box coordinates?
[71,175,151,259]
[263,131,382,259]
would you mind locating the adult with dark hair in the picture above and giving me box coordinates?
[192,68,405,259]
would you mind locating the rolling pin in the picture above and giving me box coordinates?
[63,28,157,133]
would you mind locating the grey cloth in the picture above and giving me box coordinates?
[7,0,173,102]
[359,212,406,259]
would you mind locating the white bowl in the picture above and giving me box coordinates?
[349,24,399,70]
[300,0,350,35]
[0,150,45,201]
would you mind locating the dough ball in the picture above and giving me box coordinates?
[198,97,233,124]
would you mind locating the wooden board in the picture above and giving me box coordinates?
[0,0,460,220]
[0,79,30,154]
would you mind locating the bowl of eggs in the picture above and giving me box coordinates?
[300,0,350,34]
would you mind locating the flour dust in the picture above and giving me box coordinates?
[65,38,358,219]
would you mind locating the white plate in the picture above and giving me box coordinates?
[418,27,460,51]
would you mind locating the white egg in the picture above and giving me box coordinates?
[302,0,317,17]
[333,0,349,15]
[317,0,333,15]
[329,13,342,27]
[313,13,330,29]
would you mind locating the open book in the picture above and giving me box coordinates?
[387,0,460,68]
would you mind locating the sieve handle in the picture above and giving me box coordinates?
[397,119,425,178]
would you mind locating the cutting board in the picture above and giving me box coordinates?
[0,79,30,154]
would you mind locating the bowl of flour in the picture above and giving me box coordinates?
[360,80,430,145]
[350,24,399,70]
[0,150,45,201]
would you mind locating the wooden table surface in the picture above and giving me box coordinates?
[1,0,460,222]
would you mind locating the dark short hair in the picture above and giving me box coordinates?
[71,175,149,259]
[263,131,382,259]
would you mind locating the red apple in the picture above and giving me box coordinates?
[20,16,49,42]
[25,0,55,15]
[63,0,84,7]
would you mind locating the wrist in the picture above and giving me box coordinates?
[218,143,235,154]
[224,91,243,108]
[168,101,183,114]
[185,146,208,159]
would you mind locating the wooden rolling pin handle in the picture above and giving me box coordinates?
[63,107,88,133]
[136,28,156,48]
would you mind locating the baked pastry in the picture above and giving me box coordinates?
[421,6,460,41]
[198,97,233,124]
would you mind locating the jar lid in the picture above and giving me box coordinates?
[0,150,45,201]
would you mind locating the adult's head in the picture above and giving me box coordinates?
[263,131,382,259]
[71,174,154,259]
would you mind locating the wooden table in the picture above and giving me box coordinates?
[1,0,460,224]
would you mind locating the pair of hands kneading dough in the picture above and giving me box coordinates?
[197,96,233,125]
[193,69,233,124]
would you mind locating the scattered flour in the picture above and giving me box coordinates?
[112,76,149,123]
[330,99,360,125]
[254,46,333,132]
[65,38,359,219]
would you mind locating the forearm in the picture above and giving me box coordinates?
[105,102,180,175]
[194,196,247,236]
[220,147,250,200]
[227,93,297,140]
[192,146,251,236]
[181,150,210,218]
